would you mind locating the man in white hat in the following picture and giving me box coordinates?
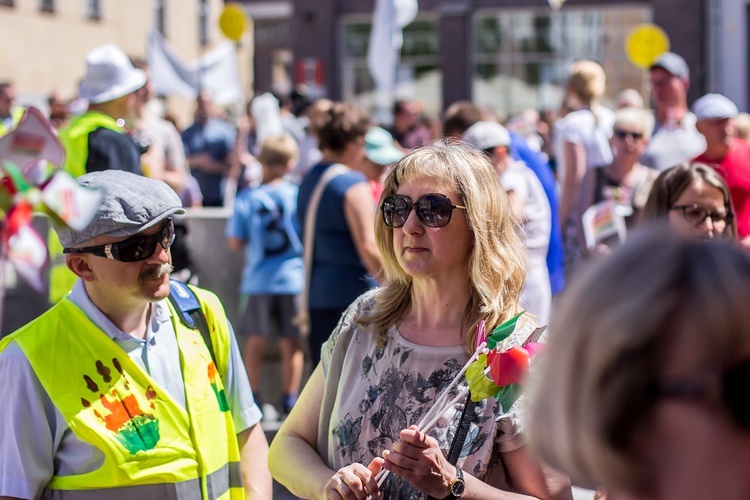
[693,93,750,247]
[0,171,272,499]
[59,44,146,178]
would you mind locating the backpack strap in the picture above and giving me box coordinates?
[168,278,217,367]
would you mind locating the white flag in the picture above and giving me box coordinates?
[367,0,418,108]
[148,29,243,105]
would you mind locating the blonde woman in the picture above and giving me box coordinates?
[532,228,750,500]
[559,60,615,268]
[270,142,572,499]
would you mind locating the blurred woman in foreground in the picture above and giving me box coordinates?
[533,228,750,500]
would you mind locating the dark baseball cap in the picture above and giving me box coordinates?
[650,52,689,80]
[56,170,185,249]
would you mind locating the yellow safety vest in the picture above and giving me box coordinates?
[0,287,244,500]
[0,106,24,137]
[49,111,124,303]
[58,110,123,178]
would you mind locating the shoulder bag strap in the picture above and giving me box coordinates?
[445,390,477,465]
[295,164,349,335]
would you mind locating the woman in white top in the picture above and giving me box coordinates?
[559,60,615,233]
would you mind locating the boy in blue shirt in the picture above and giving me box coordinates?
[227,134,304,416]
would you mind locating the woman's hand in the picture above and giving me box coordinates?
[324,459,384,499]
[382,425,455,498]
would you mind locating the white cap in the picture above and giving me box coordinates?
[78,44,146,104]
[692,93,739,121]
[462,121,511,150]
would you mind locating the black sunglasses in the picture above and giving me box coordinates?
[670,204,733,227]
[657,359,750,431]
[381,193,466,228]
[64,219,175,262]
[614,129,644,140]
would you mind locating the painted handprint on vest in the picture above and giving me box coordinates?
[191,335,230,412]
[80,358,161,454]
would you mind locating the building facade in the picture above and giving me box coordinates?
[243,0,712,120]
[0,0,254,127]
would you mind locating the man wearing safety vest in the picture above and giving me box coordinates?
[0,171,272,499]
[50,43,146,303]
[0,82,24,137]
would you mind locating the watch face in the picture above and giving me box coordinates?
[451,479,465,497]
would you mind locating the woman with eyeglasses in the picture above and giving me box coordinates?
[532,228,750,500]
[641,162,737,241]
[269,141,572,499]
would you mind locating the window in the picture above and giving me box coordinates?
[341,17,441,119]
[473,6,652,115]
[40,0,54,13]
[155,0,166,35]
[85,0,101,20]
[199,0,208,46]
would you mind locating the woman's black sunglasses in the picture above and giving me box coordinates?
[657,359,750,431]
[381,193,466,228]
[64,219,176,262]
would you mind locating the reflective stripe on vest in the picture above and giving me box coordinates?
[1,288,243,499]
[58,111,122,178]
[39,461,242,500]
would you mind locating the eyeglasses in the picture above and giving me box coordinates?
[64,219,175,262]
[381,193,466,228]
[657,359,750,431]
[614,129,644,140]
[670,204,733,227]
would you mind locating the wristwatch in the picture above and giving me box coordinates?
[446,467,465,499]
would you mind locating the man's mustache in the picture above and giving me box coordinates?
[139,263,173,283]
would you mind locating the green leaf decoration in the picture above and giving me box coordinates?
[2,161,31,193]
[466,354,501,402]
[487,310,526,349]
[496,383,523,413]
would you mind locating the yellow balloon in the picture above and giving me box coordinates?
[626,24,670,69]
[219,3,247,42]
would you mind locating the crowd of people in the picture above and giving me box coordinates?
[1,41,750,500]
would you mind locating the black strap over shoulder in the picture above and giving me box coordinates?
[446,391,477,465]
[167,278,217,366]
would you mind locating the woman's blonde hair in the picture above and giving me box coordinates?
[531,227,750,493]
[567,59,607,106]
[356,140,527,352]
[613,108,655,141]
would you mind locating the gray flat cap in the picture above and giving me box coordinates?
[57,170,185,249]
